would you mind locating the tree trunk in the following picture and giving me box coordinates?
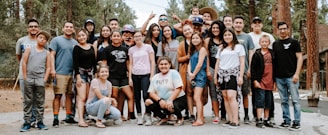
[67,0,72,22]
[249,0,255,31]
[51,0,58,37]
[272,0,291,36]
[15,0,20,22]
[26,0,32,20]
[306,0,319,90]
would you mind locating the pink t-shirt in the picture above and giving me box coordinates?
[128,44,154,75]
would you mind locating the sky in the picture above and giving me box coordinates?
[124,0,224,28]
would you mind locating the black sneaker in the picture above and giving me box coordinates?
[53,119,59,128]
[256,120,265,128]
[229,122,240,129]
[37,121,49,130]
[264,120,274,128]
[65,117,78,125]
[190,115,196,123]
[20,123,31,132]
[222,121,231,127]
[277,121,290,129]
[244,116,250,124]
[289,122,301,131]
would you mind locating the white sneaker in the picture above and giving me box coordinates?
[114,119,122,125]
[144,115,152,126]
[129,119,137,124]
[137,115,144,125]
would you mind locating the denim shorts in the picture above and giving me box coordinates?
[253,88,273,109]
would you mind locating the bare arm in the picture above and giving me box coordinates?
[128,56,133,86]
[149,52,155,79]
[190,48,207,80]
[238,55,245,86]
[92,41,98,59]
[21,48,31,80]
[141,12,156,35]
[44,51,51,82]
[16,55,21,62]
[247,49,254,78]
[50,51,56,77]
[293,52,303,83]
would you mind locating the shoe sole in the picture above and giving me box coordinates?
[288,127,301,131]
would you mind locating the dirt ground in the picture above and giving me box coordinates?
[0,86,54,113]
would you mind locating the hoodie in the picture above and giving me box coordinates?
[84,18,97,44]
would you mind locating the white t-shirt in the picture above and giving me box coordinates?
[128,44,154,75]
[248,32,275,49]
[148,70,185,100]
[215,44,246,70]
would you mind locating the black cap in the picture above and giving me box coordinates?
[192,17,203,26]
[252,16,262,23]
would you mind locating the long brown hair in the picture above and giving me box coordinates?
[161,25,174,55]
[189,32,204,56]
[220,28,239,52]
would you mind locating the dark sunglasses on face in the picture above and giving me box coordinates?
[159,18,168,21]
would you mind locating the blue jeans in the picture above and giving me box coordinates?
[86,98,121,120]
[275,77,301,124]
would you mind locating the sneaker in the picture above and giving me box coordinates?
[264,120,274,128]
[30,121,37,128]
[53,119,59,128]
[65,117,78,125]
[37,121,49,130]
[270,118,276,127]
[277,121,290,129]
[222,121,231,127]
[144,115,152,126]
[190,115,196,123]
[244,116,250,124]
[152,117,160,123]
[229,123,240,129]
[289,122,301,131]
[130,118,137,124]
[114,119,122,125]
[256,120,265,128]
[20,123,30,132]
[212,117,220,124]
[137,115,144,125]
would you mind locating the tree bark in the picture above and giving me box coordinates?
[15,0,20,22]
[249,0,255,31]
[272,0,292,36]
[51,0,58,37]
[67,0,72,22]
[26,0,32,20]
[306,0,319,90]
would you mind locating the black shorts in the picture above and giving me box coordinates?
[108,77,129,88]
[219,75,237,91]
[241,75,250,96]
[253,88,273,109]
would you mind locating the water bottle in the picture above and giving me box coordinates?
[191,80,196,87]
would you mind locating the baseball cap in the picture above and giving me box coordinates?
[252,16,262,23]
[121,24,135,33]
[192,17,203,26]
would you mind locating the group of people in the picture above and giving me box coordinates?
[16,5,303,132]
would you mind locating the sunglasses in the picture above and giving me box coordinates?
[159,18,168,21]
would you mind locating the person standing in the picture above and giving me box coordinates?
[84,18,97,44]
[49,22,78,127]
[214,28,245,129]
[273,22,303,131]
[248,16,276,125]
[20,31,51,132]
[233,15,255,124]
[16,19,40,127]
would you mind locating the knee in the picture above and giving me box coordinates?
[103,97,111,105]
[144,99,153,106]
[54,94,62,99]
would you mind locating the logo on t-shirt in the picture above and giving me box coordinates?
[111,50,127,63]
[283,43,291,49]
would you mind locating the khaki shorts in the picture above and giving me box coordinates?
[53,74,73,95]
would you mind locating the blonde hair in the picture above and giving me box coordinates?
[96,61,109,75]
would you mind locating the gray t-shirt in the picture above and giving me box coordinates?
[27,47,47,79]
[16,36,37,79]
[49,36,77,75]
[156,40,179,70]
[236,33,255,72]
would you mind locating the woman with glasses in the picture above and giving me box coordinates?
[128,31,156,125]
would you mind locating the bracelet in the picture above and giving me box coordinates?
[157,98,163,103]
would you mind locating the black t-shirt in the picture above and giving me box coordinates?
[73,45,97,75]
[272,38,301,78]
[208,38,220,68]
[100,44,129,79]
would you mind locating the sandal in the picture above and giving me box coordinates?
[78,122,89,127]
[212,117,220,124]
[174,119,184,126]
[192,121,204,126]
[95,122,106,128]
[156,119,168,126]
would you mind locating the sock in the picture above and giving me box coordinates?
[66,111,72,119]
[244,108,249,116]
[130,112,136,119]
[54,114,59,120]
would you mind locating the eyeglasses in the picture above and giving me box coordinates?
[28,25,39,28]
[159,18,168,21]
[134,35,142,38]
